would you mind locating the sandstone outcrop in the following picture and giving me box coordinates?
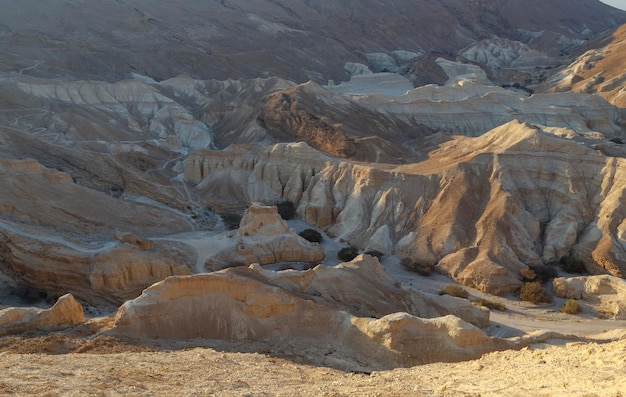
[204,204,325,271]
[0,294,84,336]
[186,120,626,293]
[553,275,626,319]
[250,254,489,327]
[0,229,195,307]
[110,265,513,370]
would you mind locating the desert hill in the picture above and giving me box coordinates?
[548,22,626,107]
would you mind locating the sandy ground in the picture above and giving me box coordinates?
[0,337,624,396]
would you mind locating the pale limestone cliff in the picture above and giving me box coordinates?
[0,294,84,336]
[110,266,513,370]
[185,121,626,294]
[204,204,325,270]
[553,275,626,319]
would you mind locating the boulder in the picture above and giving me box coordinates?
[204,204,325,270]
[0,294,84,336]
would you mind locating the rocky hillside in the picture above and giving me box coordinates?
[0,0,624,83]
[548,23,626,107]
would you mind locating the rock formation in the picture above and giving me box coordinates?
[186,120,626,293]
[250,254,489,327]
[0,229,195,307]
[110,263,513,370]
[204,204,325,271]
[553,275,626,319]
[0,294,84,336]
[548,23,626,107]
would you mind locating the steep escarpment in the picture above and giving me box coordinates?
[186,120,626,293]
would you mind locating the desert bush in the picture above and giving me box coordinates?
[337,246,359,262]
[560,298,582,314]
[520,268,536,282]
[472,298,507,311]
[439,284,469,299]
[364,250,384,259]
[221,212,242,230]
[529,264,559,283]
[519,281,553,304]
[299,228,323,243]
[559,255,587,274]
[276,201,295,220]
[400,258,435,276]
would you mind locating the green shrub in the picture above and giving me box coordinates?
[400,258,435,276]
[276,201,295,220]
[439,285,469,299]
[299,228,323,243]
[221,212,243,230]
[519,281,553,304]
[364,250,384,259]
[337,246,359,262]
[559,255,587,274]
[560,298,582,314]
[472,298,507,311]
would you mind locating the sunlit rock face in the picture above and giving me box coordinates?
[187,120,626,293]
[110,259,511,370]
[0,294,84,336]
[547,24,626,108]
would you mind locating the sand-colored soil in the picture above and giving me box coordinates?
[0,336,624,396]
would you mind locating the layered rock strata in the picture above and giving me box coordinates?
[186,120,626,293]
[110,261,512,370]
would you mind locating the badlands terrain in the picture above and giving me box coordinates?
[1,0,626,395]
